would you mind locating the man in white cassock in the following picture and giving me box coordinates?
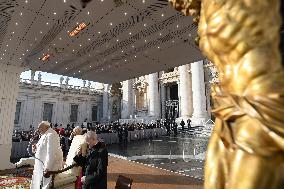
[65,126,87,175]
[65,126,87,188]
[30,121,63,189]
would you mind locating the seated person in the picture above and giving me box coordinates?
[74,131,108,189]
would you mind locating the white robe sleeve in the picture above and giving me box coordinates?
[44,133,60,170]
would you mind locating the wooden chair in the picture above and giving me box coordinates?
[115,175,133,189]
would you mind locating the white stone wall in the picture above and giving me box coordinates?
[15,84,103,131]
[0,64,23,170]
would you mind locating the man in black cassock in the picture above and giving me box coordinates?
[74,131,108,189]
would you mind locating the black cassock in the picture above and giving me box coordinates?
[74,142,108,189]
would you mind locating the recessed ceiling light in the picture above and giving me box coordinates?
[0,58,2,60]
[142,0,145,3]
[53,12,56,15]
[172,40,175,43]
[63,0,66,3]
[20,12,23,16]
[4,50,6,52]
[124,59,127,62]
[124,12,127,16]
[26,49,29,52]
[144,23,147,27]
[6,44,8,47]
[22,53,25,56]
[158,46,160,49]
[176,25,179,28]
[87,11,90,15]
[55,61,58,64]
[89,65,92,68]
[25,0,28,3]
[144,39,147,42]
[15,22,18,26]
[59,37,62,40]
[79,44,82,47]
[110,22,113,26]
[40,31,43,34]
[88,38,90,41]
[101,0,104,2]
[161,13,164,17]
[76,22,79,25]
[12,32,14,34]
[189,33,191,37]
[65,67,68,70]
[98,31,101,34]
[134,55,137,58]
[78,70,81,73]
[72,49,75,52]
[19,57,22,60]
[46,22,49,25]
[73,73,75,75]
[129,32,132,35]
[53,44,56,46]
[132,45,134,48]
[9,38,11,40]
[121,50,124,53]
[116,39,119,42]
[159,33,162,36]
[2,54,5,56]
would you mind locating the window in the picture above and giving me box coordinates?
[43,103,53,122]
[70,104,79,122]
[14,102,21,124]
[92,106,97,121]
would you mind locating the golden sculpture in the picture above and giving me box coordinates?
[169,0,284,188]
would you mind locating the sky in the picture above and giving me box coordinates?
[20,70,103,89]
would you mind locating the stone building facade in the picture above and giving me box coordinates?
[14,76,104,131]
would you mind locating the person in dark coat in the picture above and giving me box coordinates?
[122,126,128,149]
[74,131,108,189]
[187,119,191,130]
[180,119,185,131]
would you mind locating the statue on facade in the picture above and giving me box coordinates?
[37,72,42,85]
[110,83,122,97]
[169,0,284,189]
[88,81,91,89]
[60,76,64,85]
[31,70,35,81]
[83,80,86,88]
[65,77,70,86]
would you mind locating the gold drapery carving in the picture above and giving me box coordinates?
[169,0,284,188]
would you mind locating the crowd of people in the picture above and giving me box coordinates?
[12,118,190,143]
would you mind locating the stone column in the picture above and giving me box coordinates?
[121,80,134,119]
[102,84,110,121]
[191,61,208,125]
[148,73,160,118]
[179,64,193,120]
[160,83,166,118]
[0,64,23,170]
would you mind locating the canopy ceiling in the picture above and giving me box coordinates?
[0,0,203,83]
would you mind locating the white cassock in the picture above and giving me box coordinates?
[65,135,87,176]
[30,128,63,189]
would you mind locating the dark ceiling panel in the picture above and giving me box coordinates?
[0,0,204,83]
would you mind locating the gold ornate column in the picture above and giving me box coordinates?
[169,0,284,189]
